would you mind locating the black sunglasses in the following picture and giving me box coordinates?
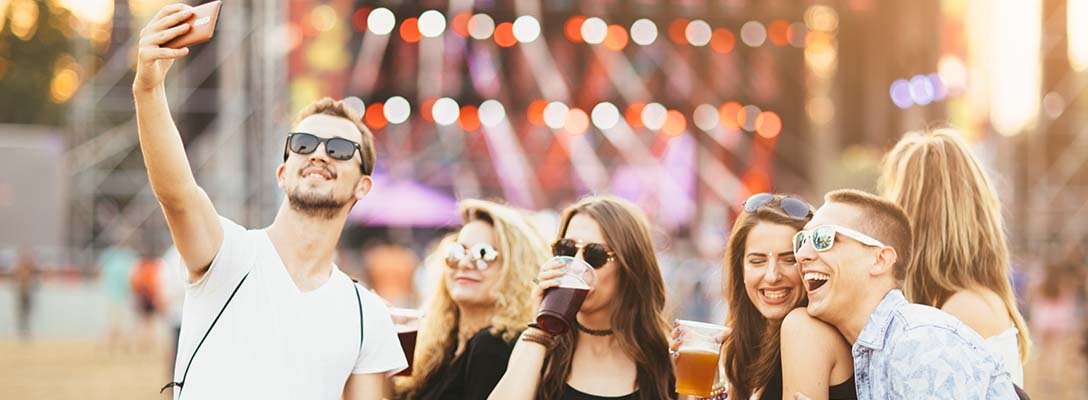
[551,238,615,269]
[283,132,369,174]
[743,192,813,219]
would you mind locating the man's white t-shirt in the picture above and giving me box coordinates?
[172,217,407,399]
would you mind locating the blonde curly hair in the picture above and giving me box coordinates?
[397,199,549,397]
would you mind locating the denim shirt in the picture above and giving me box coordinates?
[852,290,1018,400]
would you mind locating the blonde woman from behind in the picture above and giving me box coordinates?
[397,199,550,400]
[879,128,1030,386]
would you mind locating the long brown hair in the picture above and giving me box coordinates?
[879,128,1031,362]
[721,195,810,399]
[399,199,549,398]
[537,196,673,400]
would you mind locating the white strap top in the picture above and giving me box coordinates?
[984,327,1023,387]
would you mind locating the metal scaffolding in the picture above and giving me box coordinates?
[64,0,289,266]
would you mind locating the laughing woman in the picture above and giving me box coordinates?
[672,194,855,400]
[397,199,550,400]
[489,195,675,400]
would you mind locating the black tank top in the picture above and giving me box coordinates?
[759,359,856,400]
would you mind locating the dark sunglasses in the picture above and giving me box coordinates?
[283,132,369,174]
[743,192,813,219]
[551,238,615,269]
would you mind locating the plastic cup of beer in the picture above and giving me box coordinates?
[535,256,597,335]
[674,320,727,397]
[390,307,423,376]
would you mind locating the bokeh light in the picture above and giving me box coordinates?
[351,7,371,33]
[625,102,646,128]
[432,97,460,126]
[739,105,761,132]
[494,22,517,47]
[641,102,667,130]
[513,16,541,43]
[630,19,658,46]
[805,5,839,32]
[937,54,967,92]
[420,98,436,123]
[543,101,570,129]
[384,96,411,124]
[710,29,736,53]
[367,8,395,35]
[767,20,790,46]
[309,5,337,32]
[591,102,620,130]
[565,16,586,42]
[889,79,913,109]
[365,103,387,129]
[693,104,719,130]
[468,13,495,40]
[685,20,712,47]
[740,21,767,47]
[451,12,471,37]
[668,19,689,45]
[718,102,743,129]
[908,75,935,106]
[662,110,687,136]
[418,10,446,38]
[581,17,608,44]
[1072,0,1088,71]
[458,105,480,131]
[400,18,422,43]
[527,100,548,126]
[787,22,807,47]
[755,111,782,138]
[564,108,590,135]
[603,24,629,51]
[478,100,506,127]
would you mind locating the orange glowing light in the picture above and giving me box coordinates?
[768,20,790,46]
[603,24,629,51]
[719,102,743,129]
[565,16,586,42]
[668,19,689,45]
[400,18,422,43]
[459,105,481,131]
[420,98,437,123]
[755,111,782,138]
[494,22,517,47]
[351,7,371,33]
[662,110,687,136]
[625,102,646,128]
[710,28,735,53]
[451,12,470,37]
[527,100,548,126]
[564,108,590,135]
[365,103,387,130]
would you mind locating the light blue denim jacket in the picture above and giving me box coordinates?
[852,289,1018,400]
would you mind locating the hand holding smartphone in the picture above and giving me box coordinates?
[162,1,222,49]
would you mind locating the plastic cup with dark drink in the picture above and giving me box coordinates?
[390,307,423,376]
[535,256,597,335]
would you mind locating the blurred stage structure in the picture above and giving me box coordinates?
[0,0,1086,265]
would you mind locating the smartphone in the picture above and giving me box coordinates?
[162,1,223,49]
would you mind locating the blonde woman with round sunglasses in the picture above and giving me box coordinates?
[397,199,550,400]
[879,128,1030,386]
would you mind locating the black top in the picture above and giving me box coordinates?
[410,328,515,400]
[561,376,677,400]
[758,358,856,400]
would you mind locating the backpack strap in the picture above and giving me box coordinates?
[160,271,250,396]
[352,279,365,352]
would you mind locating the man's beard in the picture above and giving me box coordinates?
[287,186,350,219]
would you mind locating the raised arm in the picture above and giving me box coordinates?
[133,4,222,282]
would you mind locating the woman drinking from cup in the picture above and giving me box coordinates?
[489,195,675,400]
[397,200,550,400]
[671,194,855,400]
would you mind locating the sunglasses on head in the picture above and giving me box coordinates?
[283,132,369,174]
[444,242,500,270]
[793,224,886,254]
[744,193,813,219]
[551,238,615,269]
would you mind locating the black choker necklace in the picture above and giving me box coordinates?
[575,321,613,336]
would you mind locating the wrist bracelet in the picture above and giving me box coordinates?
[521,332,555,349]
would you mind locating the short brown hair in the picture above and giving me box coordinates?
[824,189,913,281]
[294,97,376,175]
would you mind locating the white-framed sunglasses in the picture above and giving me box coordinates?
[793,224,886,254]
[444,242,500,270]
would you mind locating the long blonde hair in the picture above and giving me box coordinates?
[538,195,674,400]
[879,128,1031,362]
[399,199,549,397]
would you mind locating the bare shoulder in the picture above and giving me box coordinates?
[942,288,1012,338]
[782,308,846,348]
